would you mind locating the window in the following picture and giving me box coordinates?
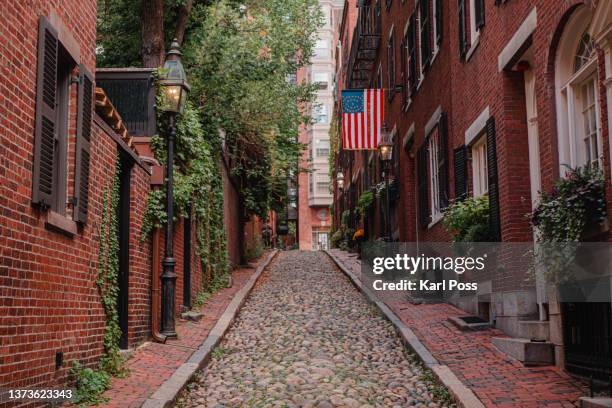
[458,0,484,60]
[315,139,330,158]
[555,8,602,172]
[313,104,329,124]
[428,129,441,220]
[387,27,396,98]
[312,72,328,89]
[418,0,431,71]
[471,136,488,197]
[32,16,93,225]
[314,39,329,58]
[315,174,330,194]
[434,0,442,50]
[407,14,418,94]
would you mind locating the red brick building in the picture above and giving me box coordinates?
[333,0,612,378]
[0,0,252,397]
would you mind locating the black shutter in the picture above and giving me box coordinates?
[408,14,418,94]
[475,0,485,29]
[420,0,431,69]
[74,64,94,224]
[417,143,430,228]
[453,145,468,200]
[436,0,443,45]
[458,0,467,60]
[438,112,449,209]
[486,117,501,241]
[32,16,58,208]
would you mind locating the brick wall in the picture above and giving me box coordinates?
[0,0,159,396]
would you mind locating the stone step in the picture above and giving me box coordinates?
[517,320,550,341]
[580,397,612,408]
[491,337,554,366]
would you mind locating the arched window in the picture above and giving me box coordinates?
[555,7,602,172]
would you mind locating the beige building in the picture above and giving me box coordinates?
[297,0,344,250]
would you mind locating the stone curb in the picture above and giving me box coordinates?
[324,250,485,408]
[141,250,279,408]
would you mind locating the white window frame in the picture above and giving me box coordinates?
[432,0,439,59]
[465,0,481,61]
[416,2,425,85]
[315,139,330,158]
[313,104,329,124]
[471,135,488,197]
[428,129,442,223]
[555,7,603,174]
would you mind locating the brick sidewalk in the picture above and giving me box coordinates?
[99,253,271,408]
[329,249,587,408]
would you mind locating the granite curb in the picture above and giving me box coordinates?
[324,250,485,408]
[141,250,279,408]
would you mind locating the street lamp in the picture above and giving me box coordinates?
[378,124,393,241]
[336,171,344,191]
[159,39,190,338]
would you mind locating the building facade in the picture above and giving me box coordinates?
[332,0,612,379]
[298,0,345,250]
[0,1,251,396]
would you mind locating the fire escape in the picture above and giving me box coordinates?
[346,1,382,89]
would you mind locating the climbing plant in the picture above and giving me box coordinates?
[142,97,230,294]
[96,157,125,376]
[70,157,125,405]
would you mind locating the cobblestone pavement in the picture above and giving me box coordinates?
[178,251,448,408]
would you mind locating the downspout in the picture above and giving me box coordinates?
[151,227,167,343]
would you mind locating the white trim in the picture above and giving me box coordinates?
[403,123,416,150]
[498,7,537,72]
[424,106,443,136]
[465,106,490,146]
[465,36,480,62]
[427,213,444,229]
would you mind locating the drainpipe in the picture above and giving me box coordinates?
[151,227,167,343]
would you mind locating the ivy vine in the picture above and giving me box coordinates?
[96,157,126,376]
[141,87,229,297]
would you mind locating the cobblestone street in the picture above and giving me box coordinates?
[177,251,447,408]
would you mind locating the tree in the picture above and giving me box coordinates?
[141,0,165,67]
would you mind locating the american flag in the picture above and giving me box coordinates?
[341,89,384,150]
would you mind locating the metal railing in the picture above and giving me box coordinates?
[346,2,382,89]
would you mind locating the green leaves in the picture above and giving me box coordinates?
[531,165,607,242]
[183,0,322,218]
[443,195,492,242]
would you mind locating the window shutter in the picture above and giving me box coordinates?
[32,16,58,208]
[453,145,468,200]
[437,112,449,209]
[436,0,443,45]
[408,14,418,94]
[486,117,501,241]
[420,0,431,69]
[417,143,430,228]
[74,64,94,224]
[475,0,485,29]
[458,0,467,60]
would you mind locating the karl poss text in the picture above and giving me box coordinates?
[372,254,487,275]
[373,279,478,291]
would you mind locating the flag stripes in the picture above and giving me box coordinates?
[342,89,384,150]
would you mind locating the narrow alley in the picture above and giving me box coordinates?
[177,252,446,408]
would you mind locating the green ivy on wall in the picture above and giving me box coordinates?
[142,92,229,297]
[70,156,125,406]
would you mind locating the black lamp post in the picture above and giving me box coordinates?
[159,39,190,338]
[378,124,393,241]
